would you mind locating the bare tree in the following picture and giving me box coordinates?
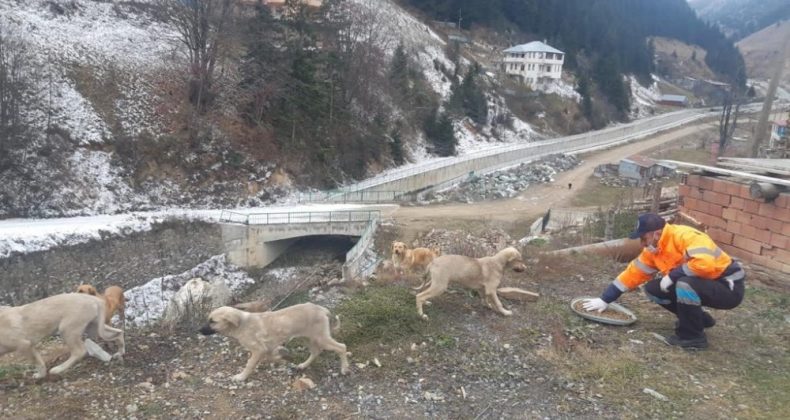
[156,0,235,112]
[0,25,36,169]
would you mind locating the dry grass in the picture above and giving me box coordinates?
[570,178,643,207]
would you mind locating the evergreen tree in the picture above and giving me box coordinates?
[389,126,405,165]
[424,107,457,157]
[390,44,409,92]
[576,76,594,120]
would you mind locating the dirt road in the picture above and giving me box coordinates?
[393,122,711,235]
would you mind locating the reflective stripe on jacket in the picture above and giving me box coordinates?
[614,224,732,291]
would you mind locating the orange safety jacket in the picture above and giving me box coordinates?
[614,223,733,292]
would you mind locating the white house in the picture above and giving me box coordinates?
[503,41,564,87]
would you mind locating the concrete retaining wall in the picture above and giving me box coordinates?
[0,221,223,305]
[350,110,707,195]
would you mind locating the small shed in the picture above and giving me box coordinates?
[657,94,688,107]
[618,155,667,186]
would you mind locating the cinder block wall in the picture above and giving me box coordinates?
[679,174,790,274]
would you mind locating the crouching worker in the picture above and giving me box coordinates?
[583,213,745,349]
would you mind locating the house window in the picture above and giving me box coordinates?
[521,64,525,71]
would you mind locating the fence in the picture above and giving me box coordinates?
[298,190,407,204]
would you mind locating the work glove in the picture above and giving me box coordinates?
[582,298,608,313]
[660,275,674,292]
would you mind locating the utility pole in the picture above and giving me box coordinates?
[750,33,790,157]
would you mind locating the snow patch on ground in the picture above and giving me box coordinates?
[538,79,581,102]
[124,255,255,326]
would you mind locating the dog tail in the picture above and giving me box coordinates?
[412,270,432,291]
[119,293,126,326]
[94,299,123,341]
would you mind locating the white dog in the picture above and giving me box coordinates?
[200,303,350,381]
[0,293,125,378]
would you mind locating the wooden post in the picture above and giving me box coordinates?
[651,181,663,213]
[604,209,614,241]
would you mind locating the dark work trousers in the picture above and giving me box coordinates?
[644,265,745,339]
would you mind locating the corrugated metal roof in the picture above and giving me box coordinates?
[659,94,688,102]
[504,41,564,54]
[622,155,657,168]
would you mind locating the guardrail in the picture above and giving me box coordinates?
[219,210,381,225]
[338,109,710,194]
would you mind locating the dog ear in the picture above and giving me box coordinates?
[222,310,242,328]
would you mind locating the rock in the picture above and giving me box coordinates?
[292,377,316,391]
[372,358,382,367]
[423,391,444,402]
[643,388,668,401]
[137,382,155,393]
[126,404,138,414]
[172,371,190,381]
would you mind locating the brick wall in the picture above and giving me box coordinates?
[679,174,790,274]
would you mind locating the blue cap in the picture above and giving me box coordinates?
[628,213,666,239]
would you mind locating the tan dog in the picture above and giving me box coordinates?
[200,303,350,381]
[391,241,441,274]
[0,293,125,379]
[415,246,527,320]
[76,284,126,326]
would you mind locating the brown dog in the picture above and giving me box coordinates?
[391,241,441,274]
[200,304,349,381]
[415,246,527,320]
[76,284,126,326]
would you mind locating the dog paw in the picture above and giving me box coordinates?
[48,366,65,376]
[502,309,513,316]
[32,371,47,380]
[420,314,429,321]
[231,374,247,382]
[296,363,309,370]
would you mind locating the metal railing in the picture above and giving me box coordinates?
[219,210,381,225]
[342,217,381,282]
[298,190,406,204]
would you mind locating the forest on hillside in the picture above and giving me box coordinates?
[403,0,746,116]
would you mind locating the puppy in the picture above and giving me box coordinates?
[391,241,441,274]
[76,284,126,326]
[200,303,350,381]
[0,293,125,379]
[415,246,527,320]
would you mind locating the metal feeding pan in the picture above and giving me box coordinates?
[570,296,637,326]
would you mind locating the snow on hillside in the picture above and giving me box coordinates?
[1,0,174,143]
[0,0,177,215]
[629,75,660,119]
